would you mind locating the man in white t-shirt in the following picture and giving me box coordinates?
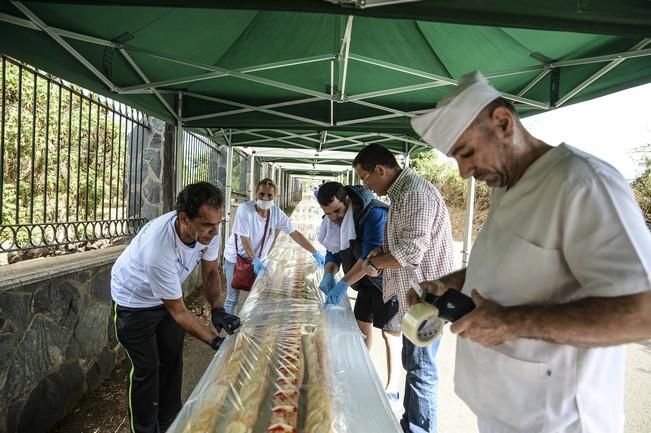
[111,182,240,433]
[408,71,651,433]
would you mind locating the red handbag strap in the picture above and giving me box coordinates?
[258,211,271,255]
[235,210,271,258]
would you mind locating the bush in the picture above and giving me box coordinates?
[414,147,651,234]
[1,58,138,228]
[412,150,490,211]
[631,146,651,225]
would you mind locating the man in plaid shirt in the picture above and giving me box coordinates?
[352,143,455,433]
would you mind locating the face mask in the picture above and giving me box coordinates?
[256,199,275,210]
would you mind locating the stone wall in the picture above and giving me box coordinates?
[0,246,204,433]
[0,248,123,433]
[136,121,233,218]
[140,118,168,220]
[126,118,173,221]
[0,121,251,433]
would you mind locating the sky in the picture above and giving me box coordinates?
[521,83,651,180]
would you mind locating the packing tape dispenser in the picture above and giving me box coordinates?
[402,280,476,346]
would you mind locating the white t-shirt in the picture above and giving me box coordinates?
[223,201,294,263]
[111,211,219,308]
[455,144,651,433]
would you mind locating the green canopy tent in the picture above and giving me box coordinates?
[2,0,650,253]
[2,1,651,156]
[0,0,650,212]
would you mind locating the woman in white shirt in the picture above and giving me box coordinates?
[223,178,325,313]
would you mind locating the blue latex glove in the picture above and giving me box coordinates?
[319,273,336,295]
[326,280,350,305]
[253,257,266,274]
[312,250,326,268]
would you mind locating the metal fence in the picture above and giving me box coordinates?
[180,131,225,186]
[254,158,262,185]
[230,149,248,198]
[0,56,148,252]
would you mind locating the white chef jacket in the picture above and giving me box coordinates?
[456,144,651,433]
[111,211,220,308]
[223,201,294,263]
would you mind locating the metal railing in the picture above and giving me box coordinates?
[230,149,248,197]
[254,158,262,185]
[181,131,223,186]
[0,56,148,252]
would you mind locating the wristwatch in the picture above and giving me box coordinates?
[367,257,380,273]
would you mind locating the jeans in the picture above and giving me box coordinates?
[223,259,239,314]
[400,335,441,433]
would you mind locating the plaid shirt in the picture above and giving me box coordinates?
[383,168,455,320]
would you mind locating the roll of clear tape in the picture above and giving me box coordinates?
[402,303,445,347]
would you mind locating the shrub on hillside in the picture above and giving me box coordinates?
[631,147,651,225]
[415,146,651,231]
[412,150,490,211]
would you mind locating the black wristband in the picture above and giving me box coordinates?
[423,292,438,305]
[210,336,224,351]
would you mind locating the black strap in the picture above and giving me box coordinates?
[235,210,271,259]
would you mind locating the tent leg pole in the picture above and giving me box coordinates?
[175,92,184,197]
[249,153,256,200]
[224,136,234,245]
[403,143,411,169]
[462,177,476,267]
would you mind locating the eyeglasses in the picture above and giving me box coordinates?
[360,166,377,184]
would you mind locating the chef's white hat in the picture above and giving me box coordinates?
[411,71,500,155]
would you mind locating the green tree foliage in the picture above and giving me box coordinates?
[184,148,209,184]
[631,146,651,224]
[412,150,490,211]
[1,58,149,250]
[1,58,142,228]
[415,147,651,231]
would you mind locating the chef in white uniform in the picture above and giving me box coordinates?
[409,71,651,433]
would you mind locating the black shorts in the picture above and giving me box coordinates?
[353,286,399,332]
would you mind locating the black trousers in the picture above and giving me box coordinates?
[113,303,185,433]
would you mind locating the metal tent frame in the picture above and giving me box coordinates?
[2,0,651,254]
[3,3,651,156]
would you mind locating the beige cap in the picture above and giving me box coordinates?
[410,71,500,155]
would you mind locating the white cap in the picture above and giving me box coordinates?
[410,71,500,155]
